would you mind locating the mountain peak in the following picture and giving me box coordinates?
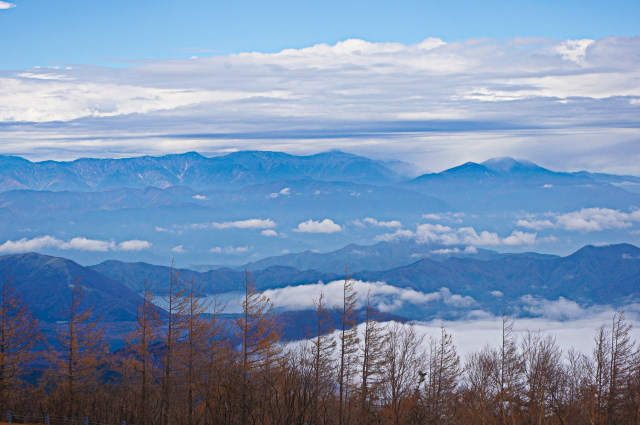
[481,157,536,171]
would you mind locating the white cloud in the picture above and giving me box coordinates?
[410,309,640,359]
[117,240,152,251]
[363,217,402,228]
[192,194,208,200]
[269,187,291,198]
[261,229,278,237]
[209,245,250,254]
[0,236,62,253]
[171,245,185,253]
[0,1,15,9]
[520,295,589,321]
[517,219,555,230]
[253,280,472,313]
[59,237,114,252]
[0,235,150,253]
[375,229,414,242]
[378,223,538,247]
[212,218,276,229]
[555,208,640,232]
[490,290,503,298]
[1,37,640,174]
[422,212,465,223]
[294,218,342,233]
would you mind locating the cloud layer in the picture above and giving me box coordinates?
[1,37,639,173]
[518,207,640,232]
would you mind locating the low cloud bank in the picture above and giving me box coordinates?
[0,236,151,253]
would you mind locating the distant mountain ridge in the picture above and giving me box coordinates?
[0,150,406,192]
[405,157,640,212]
[90,243,640,310]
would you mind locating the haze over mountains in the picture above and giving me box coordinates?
[0,149,638,344]
[0,150,638,268]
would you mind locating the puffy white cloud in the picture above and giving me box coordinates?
[261,229,278,237]
[294,218,342,233]
[0,236,61,253]
[0,236,151,253]
[0,1,15,9]
[520,295,587,321]
[171,245,185,253]
[59,237,113,252]
[212,218,276,229]
[192,194,208,200]
[555,208,640,232]
[378,223,538,247]
[116,240,152,251]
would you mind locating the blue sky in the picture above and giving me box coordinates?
[1,0,639,69]
[0,0,639,173]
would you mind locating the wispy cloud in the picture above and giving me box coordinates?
[269,187,291,198]
[209,245,250,254]
[1,37,639,173]
[0,1,15,9]
[212,218,276,229]
[0,236,151,253]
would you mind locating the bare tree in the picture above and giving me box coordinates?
[0,272,43,412]
[337,267,359,425]
[122,279,161,425]
[424,326,461,425]
[380,322,425,425]
[159,260,189,425]
[359,289,388,424]
[49,277,108,417]
[235,270,282,424]
[307,291,336,425]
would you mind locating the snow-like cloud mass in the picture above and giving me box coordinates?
[0,1,15,9]
[378,223,537,247]
[212,218,276,229]
[0,236,152,253]
[556,208,640,231]
[517,208,640,232]
[220,279,474,314]
[294,218,342,233]
[2,37,639,174]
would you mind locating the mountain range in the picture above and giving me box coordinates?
[0,151,638,266]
